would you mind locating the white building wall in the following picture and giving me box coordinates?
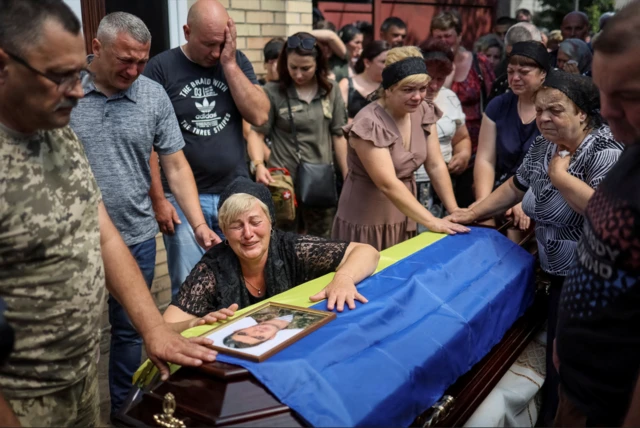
[168,0,190,48]
[62,0,83,26]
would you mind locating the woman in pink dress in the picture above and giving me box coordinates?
[332,47,470,251]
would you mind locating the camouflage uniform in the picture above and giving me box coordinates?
[0,124,105,426]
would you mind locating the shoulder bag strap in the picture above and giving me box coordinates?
[285,95,302,161]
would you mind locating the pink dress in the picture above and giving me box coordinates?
[332,101,440,250]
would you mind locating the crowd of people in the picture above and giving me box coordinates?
[0,0,638,426]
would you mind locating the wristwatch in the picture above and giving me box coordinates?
[250,160,264,175]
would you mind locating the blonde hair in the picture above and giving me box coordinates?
[376,46,430,98]
[218,193,272,232]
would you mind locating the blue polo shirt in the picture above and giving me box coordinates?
[70,70,184,246]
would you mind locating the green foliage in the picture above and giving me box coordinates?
[533,0,615,32]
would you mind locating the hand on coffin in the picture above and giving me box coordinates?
[187,304,240,329]
[143,323,217,381]
[506,202,530,231]
[445,208,478,225]
[426,217,471,235]
[309,273,368,312]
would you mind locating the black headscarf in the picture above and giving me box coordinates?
[509,41,551,71]
[542,69,602,127]
[218,177,276,222]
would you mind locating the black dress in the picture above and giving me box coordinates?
[171,230,349,316]
[347,77,373,119]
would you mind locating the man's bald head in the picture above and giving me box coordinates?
[561,11,590,41]
[183,0,229,68]
[187,0,228,32]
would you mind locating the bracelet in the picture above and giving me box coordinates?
[193,222,207,231]
[334,272,355,282]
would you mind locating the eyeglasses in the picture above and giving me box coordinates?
[287,36,317,51]
[5,51,94,93]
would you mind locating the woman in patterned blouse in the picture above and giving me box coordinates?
[163,178,380,333]
[447,69,624,425]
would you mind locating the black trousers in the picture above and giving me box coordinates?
[539,274,565,427]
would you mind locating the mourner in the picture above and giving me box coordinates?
[250,32,349,238]
[555,3,640,425]
[332,47,469,251]
[143,0,269,297]
[379,17,407,48]
[415,38,471,219]
[163,178,380,330]
[556,38,593,75]
[0,1,216,425]
[474,41,549,230]
[339,40,390,120]
[447,69,624,427]
[69,12,219,418]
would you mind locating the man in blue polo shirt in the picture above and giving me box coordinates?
[69,12,220,419]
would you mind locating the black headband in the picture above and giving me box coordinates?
[381,57,428,89]
[509,41,550,71]
[422,51,450,62]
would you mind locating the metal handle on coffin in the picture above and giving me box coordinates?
[422,395,455,427]
[154,393,186,428]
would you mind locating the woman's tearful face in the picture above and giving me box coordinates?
[535,88,587,145]
[226,203,272,262]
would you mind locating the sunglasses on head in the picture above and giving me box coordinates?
[287,36,317,51]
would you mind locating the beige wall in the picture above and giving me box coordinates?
[186,0,313,76]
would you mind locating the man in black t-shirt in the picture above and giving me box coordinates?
[554,3,640,426]
[144,0,270,296]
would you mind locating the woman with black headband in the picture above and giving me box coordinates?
[474,41,549,230]
[448,69,624,426]
[251,32,348,238]
[332,47,470,251]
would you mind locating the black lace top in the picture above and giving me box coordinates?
[171,230,350,317]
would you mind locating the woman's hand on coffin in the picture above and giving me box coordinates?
[427,217,472,234]
[506,203,530,231]
[309,273,368,312]
[144,323,217,381]
[188,304,240,328]
[445,208,478,225]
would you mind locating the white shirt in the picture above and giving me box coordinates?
[416,88,466,181]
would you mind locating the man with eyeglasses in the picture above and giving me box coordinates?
[0,1,217,425]
[69,12,220,420]
[143,0,269,299]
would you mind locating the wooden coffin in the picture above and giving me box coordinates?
[114,224,545,428]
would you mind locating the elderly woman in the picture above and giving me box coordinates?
[332,47,470,251]
[474,41,549,229]
[556,38,593,76]
[448,70,624,426]
[164,178,380,331]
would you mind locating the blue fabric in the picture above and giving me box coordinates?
[216,227,535,426]
[485,92,540,186]
[163,193,225,297]
[109,237,156,417]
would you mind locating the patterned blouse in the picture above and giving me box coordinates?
[514,125,624,276]
[172,230,349,316]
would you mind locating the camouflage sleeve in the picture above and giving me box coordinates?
[170,262,217,317]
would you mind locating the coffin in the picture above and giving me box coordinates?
[114,224,545,428]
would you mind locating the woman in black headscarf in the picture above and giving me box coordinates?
[448,69,624,425]
[163,178,380,331]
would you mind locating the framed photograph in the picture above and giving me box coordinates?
[203,302,336,362]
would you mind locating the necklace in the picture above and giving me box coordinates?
[296,82,317,103]
[244,277,263,296]
[517,99,536,124]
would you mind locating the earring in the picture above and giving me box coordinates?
[224,239,229,246]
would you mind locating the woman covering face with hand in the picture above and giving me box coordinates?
[332,47,470,251]
[163,178,380,333]
[447,70,624,423]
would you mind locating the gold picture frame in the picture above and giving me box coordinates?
[202,302,336,362]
